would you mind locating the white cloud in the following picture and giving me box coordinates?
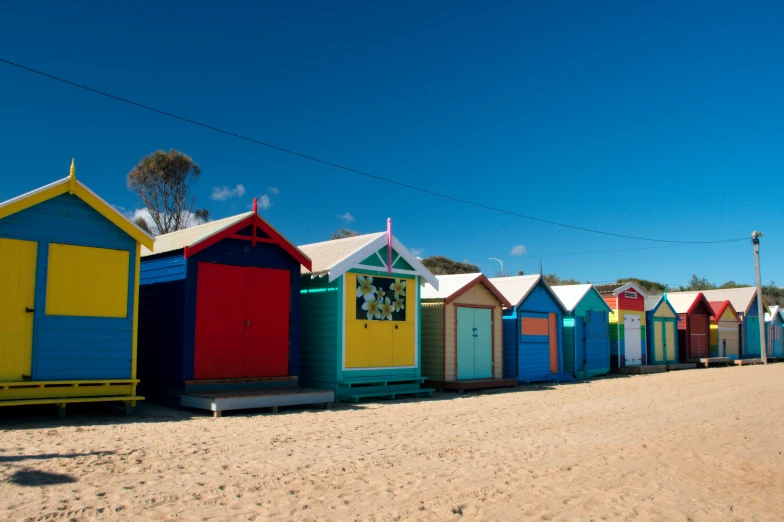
[211,184,246,201]
[410,247,424,257]
[268,187,280,195]
[257,194,271,210]
[128,208,206,235]
[509,244,527,256]
[337,212,355,223]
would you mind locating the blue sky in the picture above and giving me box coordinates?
[1,1,782,287]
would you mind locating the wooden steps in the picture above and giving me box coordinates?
[337,378,431,403]
[618,365,667,375]
[733,358,764,366]
[181,387,334,417]
[689,357,731,368]
[425,378,517,393]
[666,363,697,371]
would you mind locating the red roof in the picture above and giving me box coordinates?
[709,300,740,322]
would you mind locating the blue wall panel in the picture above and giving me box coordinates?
[502,310,518,379]
[0,194,137,381]
[140,254,187,284]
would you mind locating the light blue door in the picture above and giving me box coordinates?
[456,307,493,379]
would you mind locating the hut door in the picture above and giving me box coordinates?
[456,307,492,379]
[653,320,664,363]
[623,315,642,366]
[245,267,290,377]
[0,238,37,381]
[584,311,609,371]
[690,315,709,358]
[548,313,559,373]
[665,320,676,362]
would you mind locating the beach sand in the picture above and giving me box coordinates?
[1,364,783,521]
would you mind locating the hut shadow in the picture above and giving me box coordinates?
[0,402,197,431]
[0,450,115,464]
[7,469,78,487]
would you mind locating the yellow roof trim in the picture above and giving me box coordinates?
[0,175,154,250]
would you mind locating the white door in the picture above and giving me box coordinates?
[624,315,642,366]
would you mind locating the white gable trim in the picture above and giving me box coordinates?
[613,282,649,299]
[326,234,438,289]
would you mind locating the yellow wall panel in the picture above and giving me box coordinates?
[46,243,129,318]
[0,239,37,381]
[344,272,415,368]
[654,303,676,318]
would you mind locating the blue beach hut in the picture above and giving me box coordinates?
[489,275,572,384]
[765,305,784,359]
[551,284,612,379]
[0,161,154,417]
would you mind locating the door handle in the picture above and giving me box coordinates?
[25,307,34,313]
[395,324,398,329]
[241,320,250,326]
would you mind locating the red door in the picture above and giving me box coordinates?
[245,268,290,377]
[690,314,710,358]
[193,263,291,379]
[194,263,246,379]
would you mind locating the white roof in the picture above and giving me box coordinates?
[421,273,483,300]
[663,292,704,313]
[298,232,438,288]
[550,284,593,313]
[488,274,564,310]
[644,295,663,312]
[668,287,758,314]
[141,212,251,256]
[141,211,311,266]
[765,305,782,322]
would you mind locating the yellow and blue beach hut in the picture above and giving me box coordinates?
[0,161,154,417]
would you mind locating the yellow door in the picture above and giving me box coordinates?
[654,320,664,362]
[0,238,38,381]
[392,320,415,366]
[665,321,676,361]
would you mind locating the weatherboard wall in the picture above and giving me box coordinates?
[603,291,646,368]
[766,312,784,358]
[138,236,302,395]
[646,301,679,365]
[0,193,138,382]
[419,302,445,381]
[561,290,611,379]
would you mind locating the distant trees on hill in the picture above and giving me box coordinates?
[420,256,480,275]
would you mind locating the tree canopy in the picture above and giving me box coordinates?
[618,277,666,295]
[543,273,581,286]
[127,149,209,235]
[330,228,360,240]
[420,256,480,275]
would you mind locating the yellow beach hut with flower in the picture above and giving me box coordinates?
[297,222,439,402]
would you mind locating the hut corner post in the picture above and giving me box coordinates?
[752,231,767,364]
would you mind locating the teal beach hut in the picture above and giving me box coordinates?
[551,284,612,379]
[765,305,784,359]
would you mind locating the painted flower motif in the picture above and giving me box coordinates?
[393,297,405,312]
[356,276,376,301]
[379,297,395,321]
[375,287,386,300]
[361,296,382,320]
[389,279,406,298]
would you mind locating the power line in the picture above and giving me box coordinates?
[1,57,748,245]
[447,238,747,261]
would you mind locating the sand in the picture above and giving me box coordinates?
[1,365,783,521]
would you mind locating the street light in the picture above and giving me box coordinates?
[489,257,504,277]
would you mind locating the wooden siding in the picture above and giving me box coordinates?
[653,303,676,318]
[609,310,646,368]
[419,303,444,381]
[516,284,563,382]
[299,275,339,386]
[445,283,504,380]
[617,291,645,312]
[603,295,618,312]
[502,310,517,379]
[562,316,576,375]
[0,194,137,381]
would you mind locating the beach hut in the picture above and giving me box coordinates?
[488,275,572,384]
[665,292,713,362]
[644,295,680,366]
[672,287,762,359]
[137,201,334,416]
[0,161,153,417]
[594,283,648,368]
[765,305,784,359]
[551,284,612,379]
[297,225,438,402]
[419,273,517,391]
[710,300,741,359]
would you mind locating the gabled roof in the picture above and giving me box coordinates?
[0,160,154,249]
[298,232,438,288]
[593,282,649,299]
[421,273,511,307]
[710,300,740,323]
[669,287,758,314]
[141,210,312,270]
[644,295,680,320]
[764,305,784,323]
[550,284,611,313]
[666,292,712,315]
[488,275,566,311]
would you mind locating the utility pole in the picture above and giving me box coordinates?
[752,231,768,365]
[489,257,504,277]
